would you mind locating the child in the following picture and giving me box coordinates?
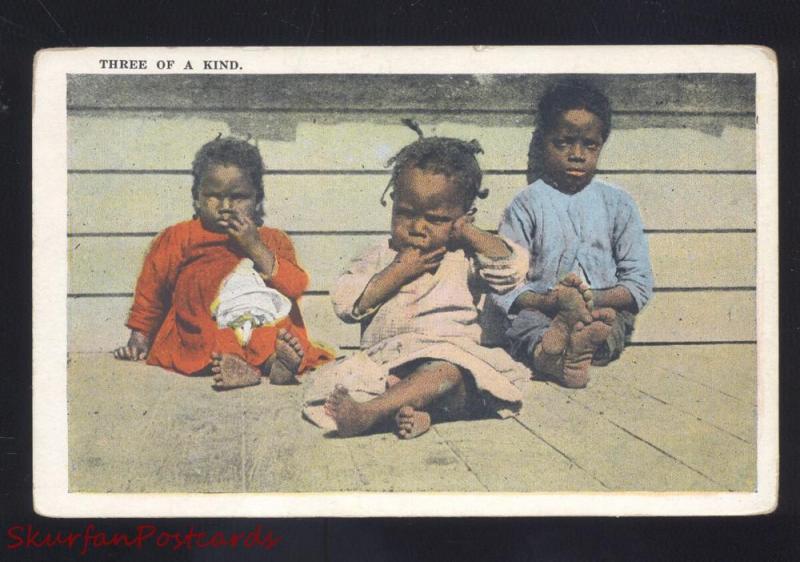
[494,79,654,388]
[303,131,531,439]
[113,137,332,389]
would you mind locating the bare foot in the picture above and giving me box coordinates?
[542,273,594,355]
[269,329,304,385]
[324,385,378,437]
[560,308,616,388]
[385,374,402,389]
[395,406,431,439]
[211,353,262,390]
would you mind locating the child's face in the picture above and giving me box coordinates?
[391,168,465,252]
[194,164,259,233]
[542,108,605,193]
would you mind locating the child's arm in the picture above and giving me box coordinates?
[451,215,511,259]
[117,226,183,360]
[452,215,528,295]
[353,246,446,317]
[113,330,150,360]
[592,285,637,312]
[608,196,654,313]
[262,229,310,299]
[222,211,277,282]
[332,244,445,322]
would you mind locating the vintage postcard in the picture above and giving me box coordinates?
[32,46,778,517]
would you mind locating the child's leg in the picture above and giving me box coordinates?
[267,329,305,385]
[559,308,617,388]
[324,360,468,438]
[508,274,593,356]
[505,309,553,363]
[211,328,304,390]
[540,273,594,354]
[211,353,262,390]
[591,311,635,366]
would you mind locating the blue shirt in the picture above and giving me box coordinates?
[493,178,654,314]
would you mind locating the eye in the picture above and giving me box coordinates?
[426,215,452,224]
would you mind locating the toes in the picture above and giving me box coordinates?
[560,272,581,287]
[278,329,297,345]
[592,308,616,323]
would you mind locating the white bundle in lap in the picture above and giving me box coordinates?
[212,259,292,346]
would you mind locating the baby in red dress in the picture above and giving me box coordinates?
[113,137,332,389]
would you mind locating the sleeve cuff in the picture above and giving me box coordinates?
[617,280,651,312]
[474,237,530,295]
[491,282,533,314]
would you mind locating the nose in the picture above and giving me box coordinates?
[408,217,426,236]
[220,197,232,210]
[568,144,585,162]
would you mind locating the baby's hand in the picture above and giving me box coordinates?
[222,211,263,254]
[449,214,479,247]
[392,246,447,281]
[113,330,150,361]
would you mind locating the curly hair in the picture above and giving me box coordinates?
[191,136,265,222]
[527,79,612,184]
[382,122,488,211]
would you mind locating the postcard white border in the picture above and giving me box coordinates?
[33,45,778,517]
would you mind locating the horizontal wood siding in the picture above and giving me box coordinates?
[66,74,756,353]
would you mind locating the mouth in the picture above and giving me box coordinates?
[565,169,587,177]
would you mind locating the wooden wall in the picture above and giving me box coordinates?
[66,74,756,353]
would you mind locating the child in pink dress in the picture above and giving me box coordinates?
[304,133,530,438]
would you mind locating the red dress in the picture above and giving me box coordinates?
[126,219,333,375]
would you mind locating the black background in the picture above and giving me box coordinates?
[2,1,799,560]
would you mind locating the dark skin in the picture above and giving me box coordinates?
[354,167,509,317]
[113,164,310,390]
[327,168,511,438]
[513,108,636,315]
[115,164,276,361]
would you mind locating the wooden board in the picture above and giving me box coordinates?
[68,114,756,172]
[67,294,359,353]
[68,231,756,296]
[554,377,756,491]
[513,382,721,490]
[68,344,756,493]
[68,74,755,113]
[68,173,756,234]
[432,418,607,491]
[68,357,202,492]
[622,344,757,402]
[67,290,755,353]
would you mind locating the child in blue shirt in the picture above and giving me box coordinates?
[494,79,654,388]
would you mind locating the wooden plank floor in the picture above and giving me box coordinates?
[68,345,756,493]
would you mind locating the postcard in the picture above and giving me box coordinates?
[32,45,778,516]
